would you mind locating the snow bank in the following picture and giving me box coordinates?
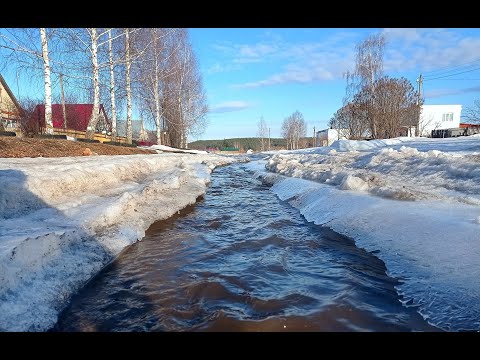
[266,137,480,205]
[143,144,208,154]
[0,153,235,331]
[255,135,480,331]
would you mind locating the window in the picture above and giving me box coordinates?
[442,113,454,122]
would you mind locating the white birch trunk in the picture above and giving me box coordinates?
[153,30,162,145]
[125,28,133,144]
[86,28,100,139]
[177,43,189,149]
[108,29,117,139]
[40,28,53,134]
[154,72,162,145]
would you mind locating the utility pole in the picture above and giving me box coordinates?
[60,73,67,130]
[268,127,271,151]
[313,126,316,147]
[416,74,423,136]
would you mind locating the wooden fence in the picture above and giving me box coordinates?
[52,128,129,144]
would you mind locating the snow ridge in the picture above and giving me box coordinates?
[250,135,480,331]
[0,153,235,331]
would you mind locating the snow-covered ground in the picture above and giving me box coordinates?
[249,135,480,331]
[2,135,479,332]
[142,144,208,154]
[0,152,235,331]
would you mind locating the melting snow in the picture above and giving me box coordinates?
[249,135,480,331]
[0,153,235,331]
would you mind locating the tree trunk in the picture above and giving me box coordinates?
[153,29,162,145]
[125,28,133,144]
[108,29,117,140]
[86,28,100,140]
[40,28,53,134]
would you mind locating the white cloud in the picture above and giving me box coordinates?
[206,62,241,75]
[425,85,480,99]
[239,43,278,58]
[383,28,480,74]
[234,64,336,89]
[210,101,250,113]
[213,29,480,89]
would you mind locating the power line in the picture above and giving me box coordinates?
[423,56,480,76]
[424,63,480,80]
[423,66,480,81]
[425,78,480,80]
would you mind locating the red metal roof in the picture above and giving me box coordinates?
[31,104,110,131]
[460,123,480,128]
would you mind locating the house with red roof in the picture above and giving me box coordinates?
[30,104,111,133]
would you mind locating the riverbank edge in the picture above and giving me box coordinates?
[0,154,239,331]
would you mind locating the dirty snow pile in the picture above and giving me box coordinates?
[254,135,480,331]
[0,153,234,331]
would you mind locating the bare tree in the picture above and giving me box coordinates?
[257,116,268,151]
[0,28,56,133]
[463,99,480,124]
[281,117,293,150]
[131,28,164,144]
[354,33,386,139]
[418,112,438,137]
[17,97,42,136]
[332,33,385,140]
[108,29,118,139]
[329,102,369,140]
[356,76,419,139]
[281,110,307,150]
[123,28,134,143]
[160,29,207,148]
[39,28,53,133]
[61,28,129,139]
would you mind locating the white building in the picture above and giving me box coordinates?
[316,128,350,146]
[419,105,462,137]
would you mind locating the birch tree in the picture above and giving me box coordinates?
[62,28,125,139]
[257,116,268,151]
[123,28,133,143]
[159,29,207,148]
[85,28,101,139]
[354,33,385,139]
[39,28,53,133]
[0,28,56,133]
[108,29,118,139]
[281,111,306,150]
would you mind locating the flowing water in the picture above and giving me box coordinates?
[53,162,439,332]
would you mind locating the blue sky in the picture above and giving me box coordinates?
[189,28,480,140]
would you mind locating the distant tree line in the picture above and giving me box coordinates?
[329,33,421,140]
[189,136,315,152]
[0,28,207,146]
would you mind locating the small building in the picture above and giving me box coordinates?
[116,119,148,141]
[459,122,480,136]
[0,74,23,129]
[316,128,350,146]
[30,104,111,132]
[419,105,462,137]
